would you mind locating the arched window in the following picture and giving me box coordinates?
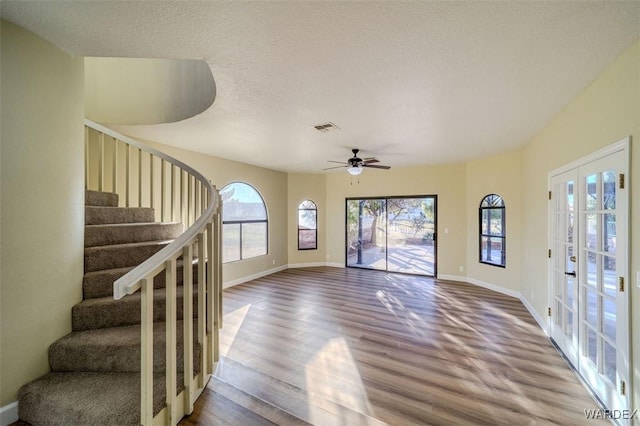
[298,200,317,250]
[479,194,505,267]
[220,182,268,263]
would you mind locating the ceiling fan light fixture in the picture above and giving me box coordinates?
[348,165,363,176]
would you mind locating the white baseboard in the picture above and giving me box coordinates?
[224,262,348,289]
[464,278,548,335]
[0,401,18,426]
[466,277,521,299]
[287,262,344,269]
[519,295,549,335]
[288,262,330,268]
[437,274,467,283]
[223,265,287,289]
[286,262,345,269]
[438,274,548,336]
[440,274,521,300]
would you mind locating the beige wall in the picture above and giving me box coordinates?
[465,151,522,292]
[0,21,85,405]
[325,164,467,276]
[138,140,289,286]
[287,173,327,265]
[85,57,215,125]
[520,40,639,409]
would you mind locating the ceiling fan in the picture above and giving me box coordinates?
[324,148,391,175]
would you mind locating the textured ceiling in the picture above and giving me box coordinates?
[2,1,639,173]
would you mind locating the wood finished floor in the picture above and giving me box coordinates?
[181,267,604,425]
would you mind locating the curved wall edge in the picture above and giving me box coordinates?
[85,57,215,125]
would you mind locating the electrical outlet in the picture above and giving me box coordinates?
[459,266,464,272]
[272,259,276,265]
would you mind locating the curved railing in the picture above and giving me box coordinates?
[84,120,222,425]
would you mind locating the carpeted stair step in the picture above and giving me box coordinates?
[85,222,183,247]
[84,240,172,272]
[72,286,198,331]
[85,205,155,225]
[83,260,201,299]
[19,371,182,426]
[49,321,201,373]
[85,190,118,207]
[17,189,205,424]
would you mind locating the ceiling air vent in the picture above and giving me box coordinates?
[313,122,339,133]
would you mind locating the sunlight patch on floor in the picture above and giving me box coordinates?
[305,336,374,423]
[376,289,428,336]
[219,304,251,356]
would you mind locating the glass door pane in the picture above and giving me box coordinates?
[387,197,435,275]
[550,169,578,367]
[346,199,387,270]
[576,149,628,415]
[580,170,619,390]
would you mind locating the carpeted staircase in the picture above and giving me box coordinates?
[18,190,201,425]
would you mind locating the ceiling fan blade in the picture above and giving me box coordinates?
[327,160,349,165]
[322,165,347,170]
[362,164,390,170]
[362,158,379,164]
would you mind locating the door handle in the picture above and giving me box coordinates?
[564,271,577,278]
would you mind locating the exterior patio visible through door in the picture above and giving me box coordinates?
[346,196,437,276]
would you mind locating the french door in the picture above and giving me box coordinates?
[346,196,437,276]
[549,140,629,416]
[550,169,579,367]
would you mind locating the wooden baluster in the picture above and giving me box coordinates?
[200,182,205,217]
[216,192,223,329]
[183,244,195,414]
[138,148,142,208]
[171,165,176,222]
[99,132,104,191]
[161,159,166,222]
[195,181,200,223]
[197,232,207,388]
[140,277,154,425]
[180,170,185,230]
[112,139,118,194]
[188,176,193,228]
[125,143,130,207]
[150,155,155,215]
[206,220,216,370]
[84,127,89,189]
[165,259,177,424]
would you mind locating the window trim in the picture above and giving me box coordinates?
[479,194,506,268]
[220,182,268,263]
[297,199,318,250]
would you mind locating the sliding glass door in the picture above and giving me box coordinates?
[346,196,436,276]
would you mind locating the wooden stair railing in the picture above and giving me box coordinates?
[85,119,222,425]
